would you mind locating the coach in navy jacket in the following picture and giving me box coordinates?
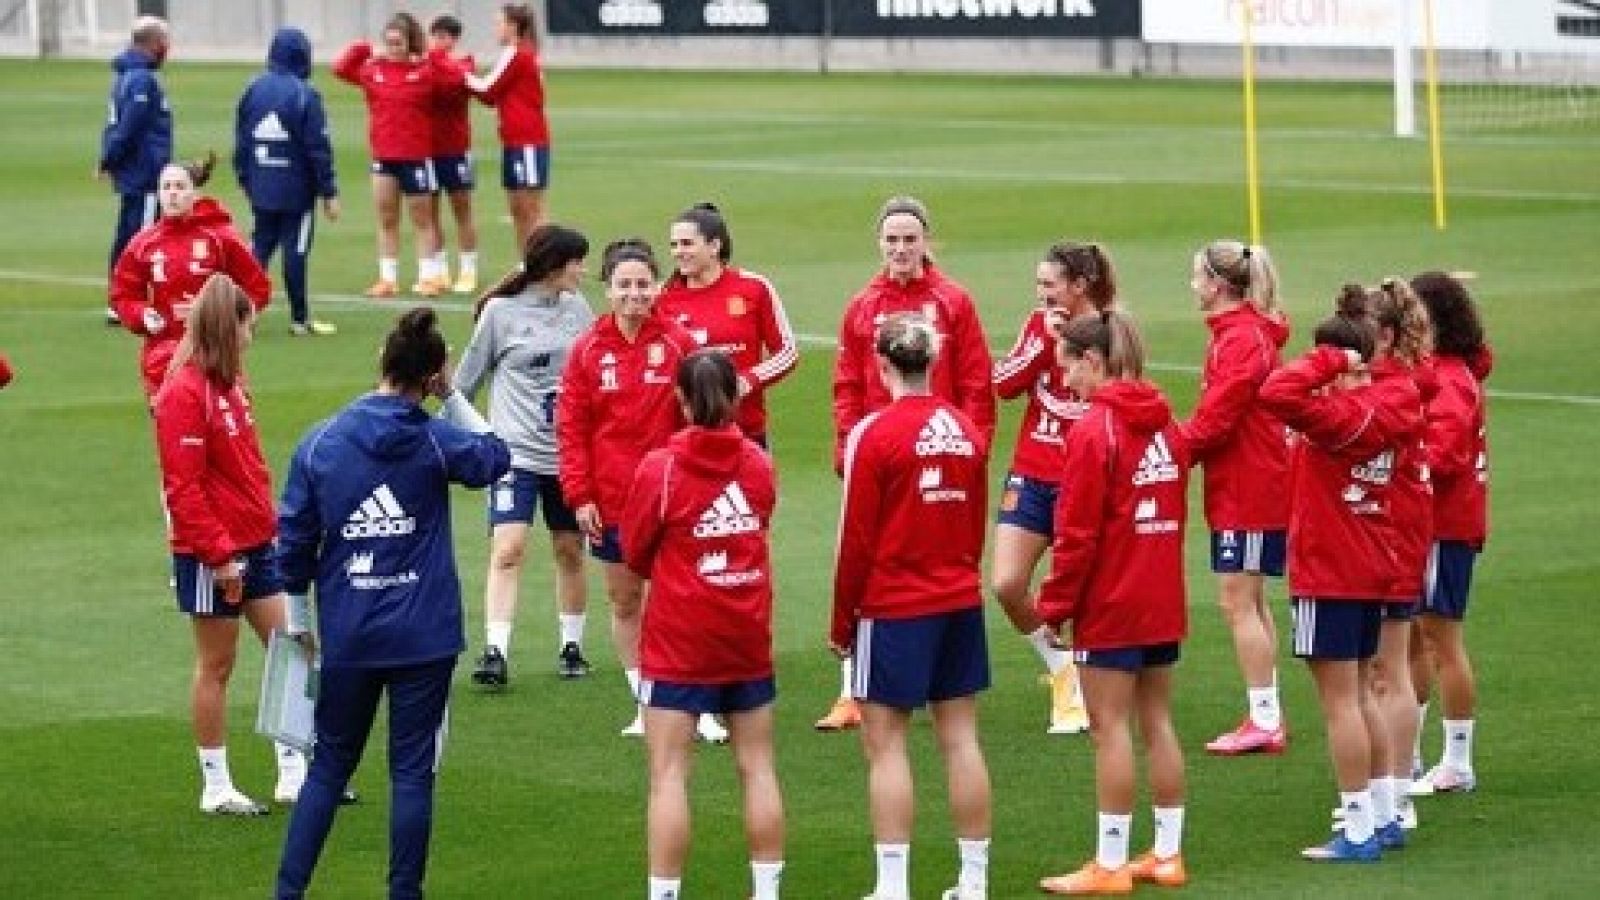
[98,16,172,306]
[234,27,341,334]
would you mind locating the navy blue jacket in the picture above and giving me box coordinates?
[278,393,510,669]
[233,28,338,212]
[100,47,172,195]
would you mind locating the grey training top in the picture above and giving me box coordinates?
[453,287,595,474]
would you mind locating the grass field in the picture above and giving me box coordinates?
[1,58,1598,898]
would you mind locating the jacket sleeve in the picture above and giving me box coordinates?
[155,379,235,566]
[1425,369,1477,478]
[1259,346,1386,456]
[556,338,597,509]
[109,238,153,334]
[1180,329,1269,458]
[620,452,668,580]
[451,302,499,402]
[468,45,534,104]
[231,85,252,191]
[1034,424,1107,628]
[747,279,799,390]
[330,41,371,87]
[302,87,338,198]
[831,308,865,476]
[831,419,880,648]
[993,312,1051,400]
[952,295,997,446]
[275,435,323,594]
[101,69,155,171]
[432,419,511,489]
[220,228,272,311]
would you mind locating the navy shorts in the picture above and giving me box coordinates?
[1211,529,1287,576]
[489,469,578,532]
[1291,598,1382,661]
[641,676,776,715]
[172,543,283,617]
[852,606,990,710]
[431,153,475,193]
[1073,642,1182,673]
[501,145,550,190]
[589,524,623,564]
[996,472,1058,536]
[370,159,436,196]
[1383,599,1419,622]
[1422,540,1478,620]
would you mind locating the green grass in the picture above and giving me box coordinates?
[1,59,1598,898]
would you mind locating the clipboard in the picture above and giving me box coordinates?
[256,630,318,754]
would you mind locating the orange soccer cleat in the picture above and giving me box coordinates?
[1039,861,1134,896]
[814,696,861,731]
[364,280,399,299]
[1128,851,1188,887]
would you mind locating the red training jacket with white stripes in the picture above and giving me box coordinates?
[1426,353,1490,548]
[469,41,549,147]
[992,308,1087,482]
[832,395,989,649]
[623,425,778,684]
[332,41,463,161]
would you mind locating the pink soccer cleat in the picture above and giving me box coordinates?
[1205,718,1287,756]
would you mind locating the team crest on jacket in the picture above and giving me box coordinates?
[1131,434,1180,486]
[192,239,209,260]
[915,409,974,457]
[694,482,760,537]
[727,296,747,316]
[647,342,665,367]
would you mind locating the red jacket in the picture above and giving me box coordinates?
[110,197,271,398]
[470,41,549,147]
[624,425,777,683]
[833,264,995,473]
[153,365,277,566]
[657,266,799,439]
[426,49,475,157]
[1426,353,1490,547]
[993,308,1086,482]
[1375,357,1436,600]
[832,395,989,648]
[1034,381,1190,649]
[332,42,462,161]
[1178,305,1291,531]
[1259,346,1425,601]
[557,314,696,524]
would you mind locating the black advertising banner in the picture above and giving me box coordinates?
[547,1,1141,38]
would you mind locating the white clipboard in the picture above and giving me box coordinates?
[256,630,317,754]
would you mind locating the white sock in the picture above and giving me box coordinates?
[1413,702,1429,772]
[872,843,909,899]
[1370,777,1395,826]
[1247,684,1282,731]
[378,257,398,283]
[956,838,989,891]
[459,251,478,274]
[559,613,586,647]
[647,875,681,900]
[626,667,642,701]
[433,250,448,272]
[417,256,438,284]
[1152,806,1185,859]
[839,657,854,699]
[197,746,232,793]
[487,621,512,656]
[751,860,784,900]
[1443,719,1475,771]
[274,742,305,776]
[1027,625,1067,674]
[1096,813,1132,870]
[1338,790,1375,844]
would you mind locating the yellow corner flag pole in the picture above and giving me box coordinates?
[1423,0,1448,230]
[1241,4,1264,245]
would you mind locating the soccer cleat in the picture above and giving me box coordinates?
[939,885,986,900]
[364,279,399,299]
[471,646,509,689]
[201,788,269,817]
[620,709,645,737]
[1376,821,1407,850]
[104,307,123,327]
[1418,764,1477,794]
[1204,718,1287,756]
[1127,851,1188,887]
[1047,667,1090,735]
[451,271,478,294]
[695,714,730,744]
[1039,861,1134,895]
[814,697,862,732]
[289,320,338,337]
[1301,831,1382,862]
[557,641,591,679]
[411,278,445,298]
[273,769,307,804]
[1397,799,1419,831]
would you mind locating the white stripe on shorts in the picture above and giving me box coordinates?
[852,619,873,700]
[294,210,313,256]
[432,705,450,774]
[1424,543,1440,602]
[194,564,212,615]
[1245,531,1263,571]
[523,147,539,187]
[422,160,438,193]
[1293,599,1315,656]
[638,678,653,705]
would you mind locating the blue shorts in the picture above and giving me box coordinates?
[1211,529,1287,576]
[1073,642,1182,673]
[589,524,623,564]
[431,153,475,193]
[489,469,578,532]
[1291,598,1382,661]
[996,472,1058,536]
[852,606,990,710]
[1383,599,1419,622]
[640,676,776,715]
[501,145,550,190]
[370,159,436,196]
[1422,540,1478,620]
[172,543,282,617]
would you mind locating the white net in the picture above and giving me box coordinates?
[1431,49,1600,133]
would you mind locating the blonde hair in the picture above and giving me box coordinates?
[1200,239,1280,315]
[1368,278,1432,366]
[1054,309,1147,380]
[874,311,940,377]
[169,274,252,384]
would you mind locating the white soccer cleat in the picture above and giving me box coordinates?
[940,885,987,900]
[273,769,307,804]
[1418,763,1477,794]
[201,787,269,816]
[695,714,729,744]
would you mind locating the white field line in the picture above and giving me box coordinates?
[4,267,1597,407]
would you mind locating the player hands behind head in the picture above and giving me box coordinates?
[98,14,173,324]
[621,351,785,900]
[832,312,993,900]
[1031,310,1192,895]
[465,4,551,251]
[274,307,511,898]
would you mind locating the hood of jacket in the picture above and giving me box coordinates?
[1095,379,1174,437]
[668,425,749,479]
[267,27,311,79]
[1365,362,1427,441]
[340,393,435,462]
[1208,302,1290,349]
[865,261,951,302]
[158,196,235,232]
[112,47,158,74]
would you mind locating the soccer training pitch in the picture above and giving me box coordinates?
[0,60,1597,898]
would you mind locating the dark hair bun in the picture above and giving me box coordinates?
[399,307,438,336]
[692,201,720,214]
[1334,283,1369,319]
